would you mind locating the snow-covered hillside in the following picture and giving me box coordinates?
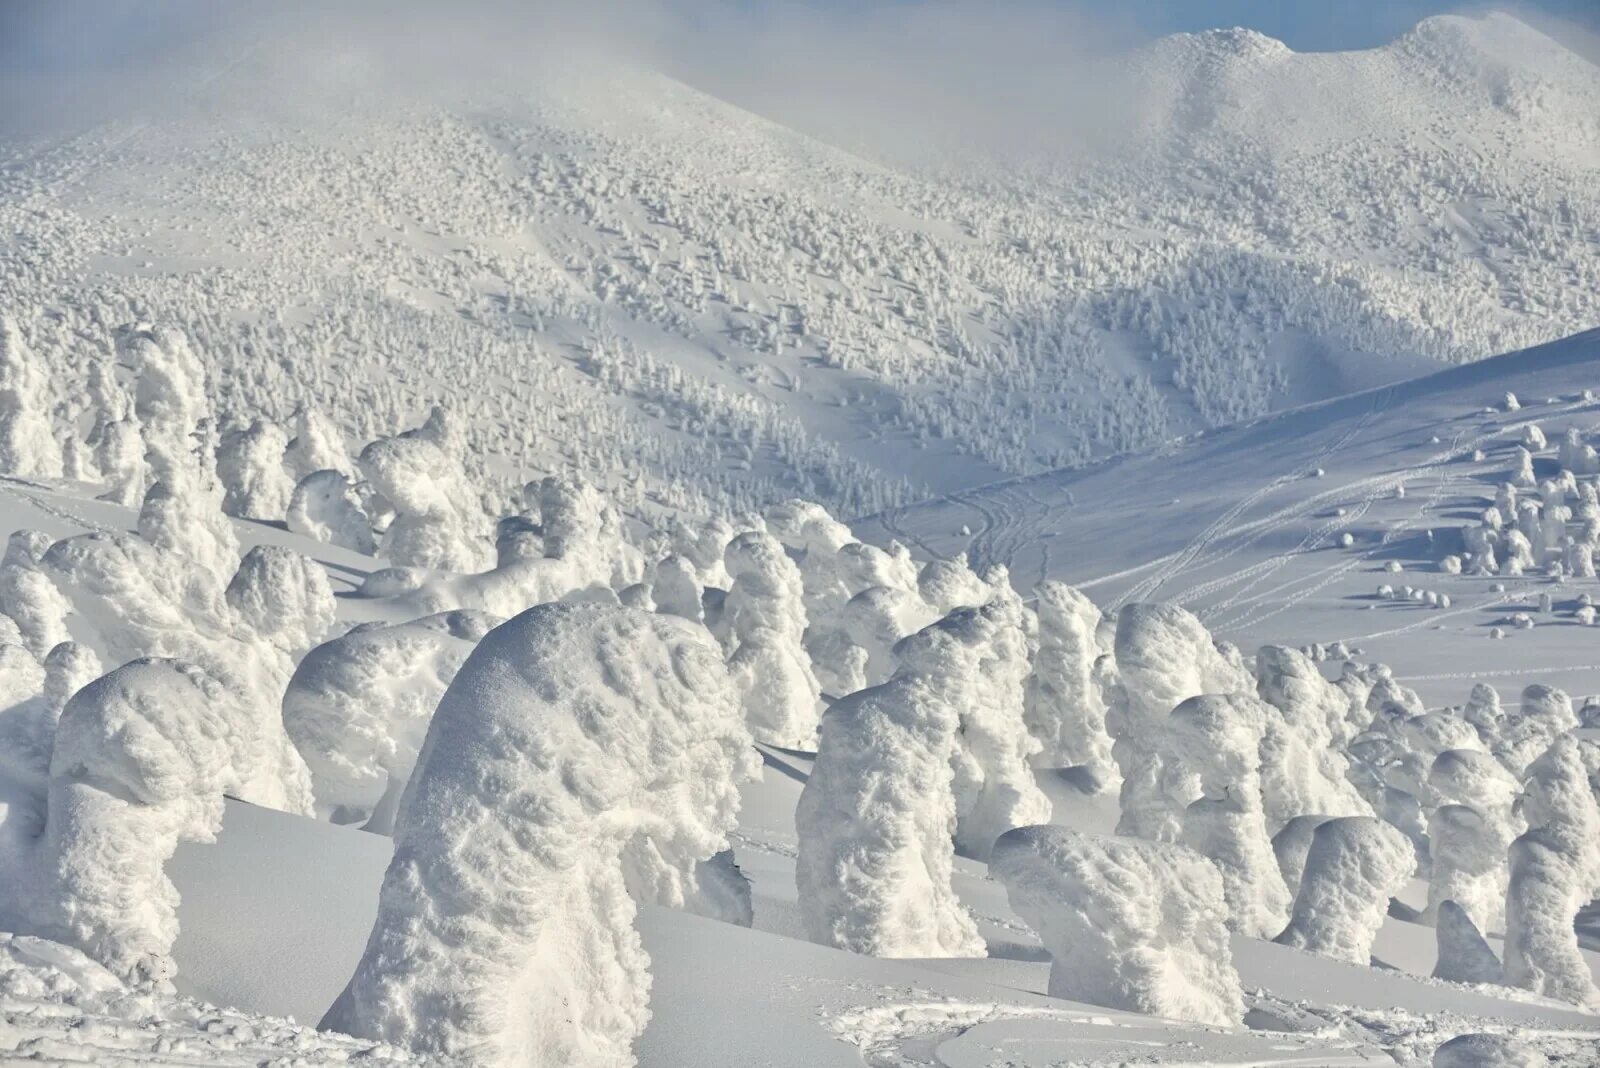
[3,8,1600,1068]
[863,328,1600,707]
[3,11,1599,523]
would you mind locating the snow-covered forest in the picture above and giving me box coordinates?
[2,5,1600,1067]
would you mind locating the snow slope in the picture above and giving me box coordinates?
[3,12,1599,521]
[865,327,1600,706]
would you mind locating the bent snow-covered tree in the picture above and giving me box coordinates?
[990,825,1244,1027]
[1,659,247,983]
[322,603,754,1067]
[1275,816,1415,964]
[282,610,498,833]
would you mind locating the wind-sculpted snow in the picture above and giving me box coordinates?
[990,825,1244,1027]
[323,603,754,1067]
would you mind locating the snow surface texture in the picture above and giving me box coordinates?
[989,825,1244,1027]
[323,603,756,1067]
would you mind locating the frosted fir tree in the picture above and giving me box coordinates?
[1166,693,1292,937]
[1274,816,1415,963]
[1107,602,1253,843]
[916,554,992,616]
[721,530,822,749]
[323,604,753,1067]
[0,315,63,480]
[1501,735,1600,1008]
[794,662,984,958]
[1254,644,1373,833]
[286,470,376,553]
[648,553,705,624]
[120,325,239,578]
[0,531,71,661]
[920,582,1051,860]
[1493,684,1577,777]
[1424,748,1522,931]
[991,826,1244,1027]
[216,418,295,521]
[284,406,353,480]
[41,533,316,815]
[358,406,491,573]
[1024,580,1114,784]
[7,660,252,983]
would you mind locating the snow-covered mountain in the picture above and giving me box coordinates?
[4,10,1600,1068]
[3,11,1598,522]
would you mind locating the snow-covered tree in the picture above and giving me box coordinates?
[648,553,704,623]
[41,533,314,815]
[283,610,497,833]
[913,583,1050,859]
[1166,693,1292,937]
[1424,748,1522,931]
[1108,602,1253,842]
[1024,580,1114,783]
[917,555,992,616]
[0,531,71,661]
[216,418,294,521]
[224,545,336,659]
[284,406,352,479]
[1274,816,1415,963]
[991,825,1243,1027]
[358,407,490,573]
[17,660,250,982]
[1501,735,1600,1008]
[1492,685,1577,777]
[0,315,63,480]
[286,470,376,553]
[794,668,983,958]
[721,530,821,748]
[323,604,754,1066]
[1255,644,1372,833]
[121,325,239,578]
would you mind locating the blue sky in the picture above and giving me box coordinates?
[1098,0,1599,50]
